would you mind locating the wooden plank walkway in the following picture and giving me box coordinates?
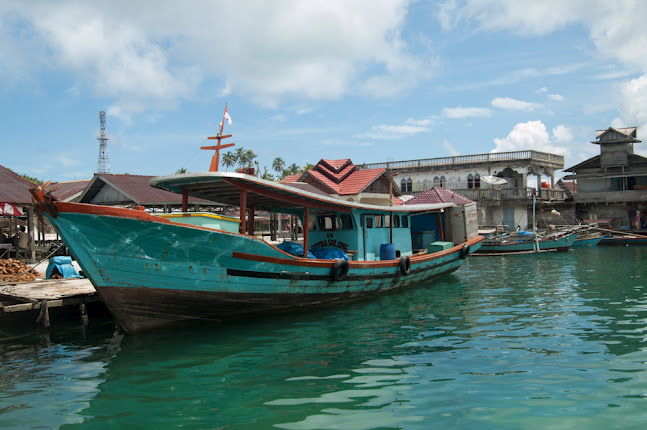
[0,278,100,327]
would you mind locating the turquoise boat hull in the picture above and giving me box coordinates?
[599,235,647,246]
[571,236,602,248]
[475,232,577,254]
[45,207,482,332]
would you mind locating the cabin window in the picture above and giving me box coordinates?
[375,215,383,228]
[468,174,474,189]
[317,215,338,231]
[433,176,440,187]
[384,215,391,227]
[440,176,446,187]
[365,216,373,228]
[474,174,481,189]
[402,215,409,228]
[340,214,353,229]
[393,215,400,228]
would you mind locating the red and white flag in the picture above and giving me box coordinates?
[224,106,232,125]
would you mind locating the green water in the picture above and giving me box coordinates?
[1,246,646,429]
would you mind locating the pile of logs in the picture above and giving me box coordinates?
[0,258,40,282]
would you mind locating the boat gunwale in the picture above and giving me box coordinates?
[233,235,484,268]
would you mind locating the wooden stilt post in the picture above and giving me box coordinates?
[80,303,89,326]
[249,204,255,236]
[303,206,310,258]
[239,189,247,234]
[37,300,50,330]
[437,212,445,241]
[182,188,189,212]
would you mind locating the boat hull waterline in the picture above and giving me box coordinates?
[475,232,577,254]
[36,198,482,332]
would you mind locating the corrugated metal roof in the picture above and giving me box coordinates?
[404,188,473,205]
[51,180,91,201]
[0,164,37,205]
[79,174,215,205]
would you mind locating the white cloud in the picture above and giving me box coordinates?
[552,124,573,143]
[615,74,647,135]
[445,0,590,36]
[1,0,417,114]
[441,139,460,156]
[548,94,564,101]
[491,97,542,111]
[442,0,647,133]
[535,87,548,93]
[357,123,429,140]
[491,120,570,156]
[442,106,492,118]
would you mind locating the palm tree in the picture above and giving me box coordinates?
[235,147,247,168]
[239,149,256,168]
[272,157,285,176]
[299,163,315,174]
[175,167,187,174]
[285,163,300,176]
[221,151,236,171]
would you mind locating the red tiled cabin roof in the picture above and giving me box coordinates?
[404,187,473,205]
[302,159,393,196]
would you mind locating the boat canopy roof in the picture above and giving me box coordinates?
[150,172,453,214]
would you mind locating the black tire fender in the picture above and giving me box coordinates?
[332,259,349,281]
[399,255,411,275]
[459,243,470,259]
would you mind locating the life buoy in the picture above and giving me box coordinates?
[459,243,470,259]
[332,259,349,281]
[399,255,411,275]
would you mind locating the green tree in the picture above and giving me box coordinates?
[272,157,285,176]
[18,173,43,185]
[175,167,187,174]
[239,149,257,168]
[299,163,315,174]
[284,163,300,176]
[234,147,246,168]
[221,151,237,171]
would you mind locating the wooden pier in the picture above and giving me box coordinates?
[0,278,101,329]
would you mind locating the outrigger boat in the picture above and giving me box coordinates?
[474,229,577,255]
[30,172,483,332]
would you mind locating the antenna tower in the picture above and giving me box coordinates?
[97,111,110,173]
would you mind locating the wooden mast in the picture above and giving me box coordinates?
[201,104,235,172]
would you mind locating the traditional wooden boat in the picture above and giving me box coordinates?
[474,230,577,255]
[31,172,482,332]
[571,226,603,248]
[598,234,647,246]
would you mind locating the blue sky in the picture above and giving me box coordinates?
[2,0,647,183]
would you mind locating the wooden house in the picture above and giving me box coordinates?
[563,127,647,228]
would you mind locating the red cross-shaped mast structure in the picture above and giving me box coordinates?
[201,104,235,172]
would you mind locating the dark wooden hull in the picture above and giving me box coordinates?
[97,265,460,332]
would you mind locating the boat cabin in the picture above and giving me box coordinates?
[150,172,477,261]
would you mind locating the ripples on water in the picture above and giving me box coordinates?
[1,247,646,429]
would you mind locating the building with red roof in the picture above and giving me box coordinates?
[288,159,400,205]
[404,188,474,206]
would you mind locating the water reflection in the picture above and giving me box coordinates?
[0,248,645,429]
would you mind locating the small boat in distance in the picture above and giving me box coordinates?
[571,226,603,248]
[31,172,482,332]
[474,229,577,255]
